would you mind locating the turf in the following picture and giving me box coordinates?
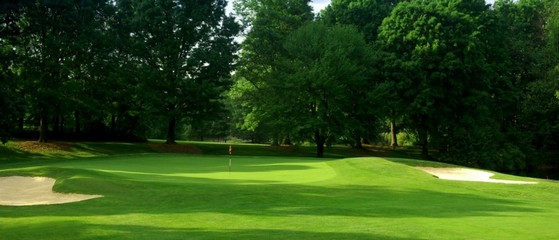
[1,152,558,239]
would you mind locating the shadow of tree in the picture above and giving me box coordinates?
[0,144,43,163]
[2,177,539,219]
[2,220,421,240]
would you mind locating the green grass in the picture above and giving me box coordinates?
[1,148,558,239]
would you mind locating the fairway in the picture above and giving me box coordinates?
[1,154,559,239]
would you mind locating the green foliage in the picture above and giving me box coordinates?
[3,0,559,171]
[120,0,239,144]
[0,36,20,144]
[1,0,240,143]
[231,0,313,145]
[320,0,401,43]
[378,0,494,159]
[490,0,559,168]
[269,22,375,156]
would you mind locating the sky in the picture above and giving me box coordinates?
[310,0,497,12]
[228,0,497,15]
[225,0,333,14]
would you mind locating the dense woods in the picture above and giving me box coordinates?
[1,0,239,143]
[1,0,558,171]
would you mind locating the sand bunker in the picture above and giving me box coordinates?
[418,167,537,184]
[0,176,102,206]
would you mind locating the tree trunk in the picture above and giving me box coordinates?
[390,121,398,149]
[354,134,363,149]
[315,130,325,158]
[38,112,48,143]
[53,114,61,135]
[418,127,429,159]
[166,117,177,144]
[283,135,292,145]
[18,116,24,132]
[59,115,64,133]
[272,135,280,146]
[74,111,81,135]
[110,113,116,136]
[390,109,398,149]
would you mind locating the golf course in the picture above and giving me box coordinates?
[1,141,558,239]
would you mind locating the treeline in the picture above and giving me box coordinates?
[230,0,559,171]
[0,0,239,144]
[1,0,558,171]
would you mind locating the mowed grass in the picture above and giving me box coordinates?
[1,146,559,239]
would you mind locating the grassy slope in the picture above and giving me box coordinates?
[0,142,558,239]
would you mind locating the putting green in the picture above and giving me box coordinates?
[45,154,338,184]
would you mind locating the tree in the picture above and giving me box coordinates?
[378,0,494,159]
[320,0,402,147]
[491,0,559,169]
[232,0,314,145]
[0,0,28,143]
[266,22,373,157]
[320,0,401,43]
[122,0,240,144]
[8,0,117,143]
[15,0,95,142]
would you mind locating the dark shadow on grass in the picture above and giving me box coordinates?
[1,220,420,240]
[0,145,43,163]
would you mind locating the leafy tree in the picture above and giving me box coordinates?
[15,1,83,142]
[121,0,240,144]
[378,0,494,159]
[491,0,559,169]
[8,0,116,142]
[227,75,274,143]
[232,0,314,145]
[0,48,20,143]
[266,22,373,157]
[320,0,402,147]
[320,0,401,43]
[0,0,28,143]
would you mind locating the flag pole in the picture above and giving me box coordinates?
[228,145,232,173]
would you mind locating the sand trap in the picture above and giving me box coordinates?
[0,176,102,206]
[418,167,537,184]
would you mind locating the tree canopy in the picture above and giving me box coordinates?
[1,0,558,171]
[1,0,239,143]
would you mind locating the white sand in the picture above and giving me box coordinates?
[418,167,537,184]
[0,176,102,206]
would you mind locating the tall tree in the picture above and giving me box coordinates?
[378,0,494,159]
[15,0,99,142]
[122,0,240,144]
[491,0,559,169]
[0,0,28,143]
[265,22,373,157]
[232,0,314,145]
[320,0,401,147]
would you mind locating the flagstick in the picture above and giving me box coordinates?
[228,145,232,174]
